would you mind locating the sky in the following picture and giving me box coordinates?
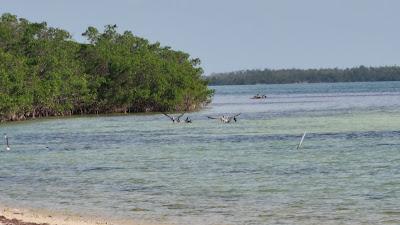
[1,0,399,75]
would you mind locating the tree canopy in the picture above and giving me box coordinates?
[0,13,213,122]
[207,66,400,85]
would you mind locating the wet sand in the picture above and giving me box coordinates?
[0,215,48,225]
[0,205,167,225]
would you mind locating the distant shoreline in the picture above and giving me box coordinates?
[207,79,400,86]
[206,66,400,85]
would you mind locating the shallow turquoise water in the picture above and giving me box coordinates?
[1,82,400,224]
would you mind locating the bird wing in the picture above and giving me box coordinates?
[177,112,185,119]
[227,116,235,122]
[226,113,240,119]
[225,113,240,122]
[162,113,174,121]
[207,116,219,120]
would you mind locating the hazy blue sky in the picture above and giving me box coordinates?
[1,0,399,74]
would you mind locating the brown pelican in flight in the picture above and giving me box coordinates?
[185,117,192,123]
[163,112,185,123]
[3,133,10,151]
[207,113,241,123]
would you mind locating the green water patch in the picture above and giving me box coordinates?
[247,111,400,135]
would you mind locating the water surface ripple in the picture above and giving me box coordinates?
[1,81,400,224]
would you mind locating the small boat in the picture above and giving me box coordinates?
[251,94,267,99]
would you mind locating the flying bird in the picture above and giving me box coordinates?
[207,113,241,123]
[163,112,185,123]
[185,117,192,123]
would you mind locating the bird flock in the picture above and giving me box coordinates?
[162,113,241,124]
[1,113,241,151]
[2,112,308,151]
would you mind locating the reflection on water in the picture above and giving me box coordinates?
[1,81,400,224]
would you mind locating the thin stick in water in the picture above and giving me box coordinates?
[4,133,10,151]
[297,131,307,150]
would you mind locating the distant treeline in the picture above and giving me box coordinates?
[207,66,400,85]
[0,13,213,122]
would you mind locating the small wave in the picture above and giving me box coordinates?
[79,166,125,173]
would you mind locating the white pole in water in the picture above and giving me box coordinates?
[4,133,10,151]
[297,131,307,150]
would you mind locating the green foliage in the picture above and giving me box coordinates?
[0,13,212,121]
[207,66,400,85]
[0,49,31,120]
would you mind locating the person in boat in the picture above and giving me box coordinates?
[185,117,192,123]
[251,94,267,99]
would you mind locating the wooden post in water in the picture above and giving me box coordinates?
[297,131,307,150]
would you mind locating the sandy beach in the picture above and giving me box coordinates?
[0,205,167,225]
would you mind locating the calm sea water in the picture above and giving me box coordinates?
[1,82,400,225]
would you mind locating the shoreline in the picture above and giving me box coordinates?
[0,204,168,225]
[0,112,165,124]
[0,105,207,124]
